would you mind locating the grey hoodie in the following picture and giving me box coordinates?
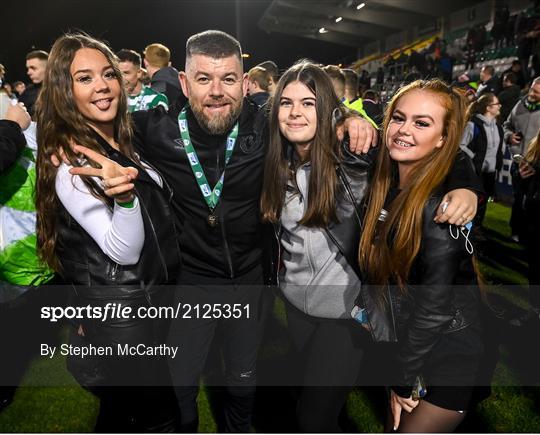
[280,163,360,319]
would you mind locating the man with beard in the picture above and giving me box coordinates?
[131,30,475,432]
[130,30,377,433]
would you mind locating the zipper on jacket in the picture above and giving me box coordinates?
[109,263,119,282]
[214,140,234,278]
[220,216,235,279]
[337,166,363,229]
[387,286,398,340]
[273,223,282,287]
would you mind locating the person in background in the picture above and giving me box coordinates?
[247,66,272,107]
[323,65,377,128]
[117,48,168,112]
[1,102,58,411]
[461,93,504,229]
[498,72,521,123]
[376,67,385,86]
[503,77,540,243]
[476,65,500,98]
[362,89,384,126]
[502,60,527,90]
[257,60,279,94]
[342,68,359,104]
[143,43,183,106]
[12,81,26,99]
[515,131,540,323]
[19,50,48,116]
[323,64,345,100]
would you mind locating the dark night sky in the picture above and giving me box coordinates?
[1,0,357,84]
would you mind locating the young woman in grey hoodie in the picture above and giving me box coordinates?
[260,62,479,432]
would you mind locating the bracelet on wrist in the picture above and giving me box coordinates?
[116,196,136,208]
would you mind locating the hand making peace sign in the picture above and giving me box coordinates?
[68,145,139,204]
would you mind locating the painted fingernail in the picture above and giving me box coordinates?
[393,426,397,431]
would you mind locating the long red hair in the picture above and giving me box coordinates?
[359,79,468,289]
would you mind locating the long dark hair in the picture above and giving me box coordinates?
[36,33,134,272]
[359,80,468,289]
[260,61,343,227]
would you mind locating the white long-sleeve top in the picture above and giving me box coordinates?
[55,161,161,266]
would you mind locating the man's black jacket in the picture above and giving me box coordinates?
[132,99,268,279]
[0,120,25,173]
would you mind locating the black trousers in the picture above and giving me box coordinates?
[66,287,179,432]
[510,163,527,238]
[524,201,540,308]
[474,171,496,227]
[285,301,371,432]
[167,267,265,432]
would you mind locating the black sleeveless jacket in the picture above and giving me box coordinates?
[55,135,181,295]
[467,115,504,174]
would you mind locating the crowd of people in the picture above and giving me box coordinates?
[0,24,539,435]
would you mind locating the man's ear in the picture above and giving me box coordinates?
[179,71,189,98]
[136,68,143,81]
[242,73,249,97]
[143,58,149,68]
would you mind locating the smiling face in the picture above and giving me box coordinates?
[528,81,540,104]
[180,54,247,135]
[70,48,121,132]
[386,89,445,176]
[118,60,142,95]
[278,81,318,153]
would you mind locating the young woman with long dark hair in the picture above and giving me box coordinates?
[261,63,480,432]
[35,33,180,432]
[360,80,484,432]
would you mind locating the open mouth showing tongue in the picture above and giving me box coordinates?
[93,98,113,110]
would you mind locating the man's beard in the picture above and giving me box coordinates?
[191,98,243,135]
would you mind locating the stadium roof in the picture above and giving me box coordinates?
[258,0,486,48]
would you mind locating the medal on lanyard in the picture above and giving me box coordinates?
[178,104,238,227]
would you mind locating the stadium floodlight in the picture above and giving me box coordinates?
[319,27,329,33]
[357,2,366,9]
[335,16,343,22]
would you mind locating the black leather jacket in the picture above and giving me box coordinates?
[266,147,482,395]
[56,136,181,388]
[379,195,481,397]
[466,115,504,174]
[56,135,181,295]
[266,146,481,286]
[132,99,267,279]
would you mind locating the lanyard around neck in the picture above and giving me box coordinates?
[178,104,239,211]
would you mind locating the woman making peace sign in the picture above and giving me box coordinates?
[35,33,180,432]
